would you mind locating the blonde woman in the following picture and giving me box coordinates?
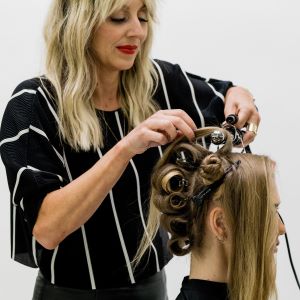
[0,0,259,299]
[135,127,285,300]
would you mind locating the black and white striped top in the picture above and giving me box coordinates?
[0,60,232,289]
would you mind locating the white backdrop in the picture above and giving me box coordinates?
[0,1,299,299]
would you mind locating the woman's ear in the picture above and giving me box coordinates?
[208,206,227,242]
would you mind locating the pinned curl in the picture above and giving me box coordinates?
[161,170,188,194]
[200,154,225,185]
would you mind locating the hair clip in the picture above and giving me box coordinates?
[221,123,245,146]
[175,151,198,170]
[192,160,241,208]
[211,130,226,145]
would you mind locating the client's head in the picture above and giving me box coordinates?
[135,126,285,300]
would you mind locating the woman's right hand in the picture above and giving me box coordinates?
[119,109,197,156]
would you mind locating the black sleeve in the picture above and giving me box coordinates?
[153,59,233,126]
[187,71,233,125]
[0,80,68,230]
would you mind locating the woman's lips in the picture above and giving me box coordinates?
[117,45,138,55]
[274,240,280,252]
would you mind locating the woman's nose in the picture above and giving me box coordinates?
[127,18,147,39]
[278,215,286,236]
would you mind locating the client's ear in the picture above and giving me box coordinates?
[209,207,227,242]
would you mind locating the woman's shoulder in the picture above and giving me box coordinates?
[9,76,55,110]
[12,76,53,98]
[2,77,57,129]
[152,59,182,75]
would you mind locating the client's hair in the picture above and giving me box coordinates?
[134,127,278,300]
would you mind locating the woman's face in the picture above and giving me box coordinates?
[92,0,149,73]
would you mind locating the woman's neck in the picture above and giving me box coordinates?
[94,69,120,111]
[189,246,229,283]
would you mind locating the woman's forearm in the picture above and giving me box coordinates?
[33,140,133,250]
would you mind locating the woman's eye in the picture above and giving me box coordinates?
[110,17,126,23]
[139,17,148,23]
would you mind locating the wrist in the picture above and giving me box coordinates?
[115,139,135,161]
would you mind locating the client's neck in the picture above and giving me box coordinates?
[189,245,228,283]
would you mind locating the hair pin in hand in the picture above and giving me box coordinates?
[225,114,239,125]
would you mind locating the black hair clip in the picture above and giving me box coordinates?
[192,160,241,208]
[221,123,245,146]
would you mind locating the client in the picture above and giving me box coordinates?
[134,127,285,300]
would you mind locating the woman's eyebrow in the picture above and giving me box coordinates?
[119,4,147,12]
[139,5,147,12]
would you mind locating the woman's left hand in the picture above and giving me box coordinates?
[224,86,260,146]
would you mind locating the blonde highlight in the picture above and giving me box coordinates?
[43,0,158,150]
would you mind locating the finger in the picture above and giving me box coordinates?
[235,107,260,129]
[224,101,238,120]
[156,129,172,142]
[241,131,256,146]
[160,109,197,130]
[148,118,178,141]
[166,116,195,141]
[148,114,195,141]
[127,129,169,154]
[146,130,170,147]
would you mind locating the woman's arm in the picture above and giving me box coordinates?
[33,109,196,249]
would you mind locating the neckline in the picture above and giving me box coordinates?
[96,107,121,113]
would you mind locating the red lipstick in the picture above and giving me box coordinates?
[117,45,138,55]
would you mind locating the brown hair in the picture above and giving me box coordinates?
[135,126,278,300]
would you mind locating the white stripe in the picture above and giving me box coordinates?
[12,166,64,206]
[12,167,26,206]
[37,87,60,124]
[205,78,225,101]
[27,165,64,183]
[51,246,59,284]
[0,128,29,147]
[11,205,17,261]
[29,125,47,139]
[37,87,67,161]
[0,125,64,165]
[32,236,38,266]
[20,199,24,211]
[63,150,96,289]
[129,159,160,272]
[80,226,96,289]
[115,112,160,272]
[152,60,172,109]
[96,148,136,284]
[179,67,207,148]
[10,89,36,100]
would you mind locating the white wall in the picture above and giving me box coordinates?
[0,1,299,299]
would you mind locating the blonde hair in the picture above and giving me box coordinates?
[135,127,278,300]
[43,0,158,150]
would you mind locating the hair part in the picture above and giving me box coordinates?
[43,0,158,150]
